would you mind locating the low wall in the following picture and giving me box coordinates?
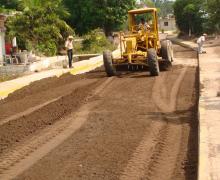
[0,48,120,99]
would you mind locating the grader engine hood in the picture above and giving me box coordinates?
[125,37,136,53]
[122,35,147,64]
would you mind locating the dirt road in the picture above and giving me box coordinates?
[0,45,198,180]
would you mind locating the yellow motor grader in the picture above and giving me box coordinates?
[103,8,173,76]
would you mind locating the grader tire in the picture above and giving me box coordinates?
[161,40,173,71]
[148,48,159,76]
[103,50,116,77]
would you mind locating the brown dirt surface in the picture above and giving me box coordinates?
[205,36,220,47]
[0,44,198,180]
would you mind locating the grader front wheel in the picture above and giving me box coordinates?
[148,48,160,76]
[103,50,116,77]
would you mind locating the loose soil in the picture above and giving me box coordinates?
[0,44,198,180]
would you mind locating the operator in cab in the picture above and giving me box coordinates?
[138,18,150,32]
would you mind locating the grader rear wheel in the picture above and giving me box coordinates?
[103,50,116,77]
[160,40,173,71]
[148,48,160,76]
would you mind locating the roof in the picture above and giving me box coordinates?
[128,8,157,14]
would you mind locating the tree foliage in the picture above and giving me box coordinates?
[80,28,115,53]
[138,0,174,17]
[205,0,220,33]
[139,0,155,7]
[0,0,18,9]
[155,0,174,17]
[0,0,19,13]
[63,0,135,35]
[6,0,73,56]
[174,0,205,35]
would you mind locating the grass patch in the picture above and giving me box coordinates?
[0,75,17,82]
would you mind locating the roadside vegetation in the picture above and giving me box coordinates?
[0,74,17,82]
[63,0,135,36]
[174,0,220,36]
[1,0,219,56]
[74,29,116,54]
[138,0,174,18]
[4,0,73,56]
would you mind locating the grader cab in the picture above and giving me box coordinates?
[103,8,173,76]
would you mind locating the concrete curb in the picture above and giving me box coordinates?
[0,49,120,99]
[29,54,100,72]
[29,56,66,72]
[197,47,220,180]
[198,102,210,180]
[171,38,217,180]
[168,37,198,51]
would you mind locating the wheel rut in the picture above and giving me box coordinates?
[119,65,188,180]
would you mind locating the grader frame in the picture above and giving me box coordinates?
[103,8,173,76]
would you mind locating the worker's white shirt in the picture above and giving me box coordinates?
[12,37,17,47]
[197,36,205,44]
[65,40,73,50]
[139,23,150,31]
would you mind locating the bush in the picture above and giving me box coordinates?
[35,41,57,56]
[75,29,115,54]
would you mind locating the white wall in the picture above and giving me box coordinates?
[159,19,177,31]
[0,32,6,65]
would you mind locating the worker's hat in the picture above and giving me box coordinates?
[68,35,74,39]
[203,33,207,36]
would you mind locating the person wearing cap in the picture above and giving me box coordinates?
[65,36,74,68]
[197,33,207,54]
[138,18,150,32]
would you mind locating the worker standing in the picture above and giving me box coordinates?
[197,33,207,54]
[65,36,74,68]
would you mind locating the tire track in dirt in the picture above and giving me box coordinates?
[152,66,188,113]
[119,66,188,180]
[144,65,189,180]
[144,59,198,180]
[144,118,183,180]
[0,77,114,180]
[119,121,166,180]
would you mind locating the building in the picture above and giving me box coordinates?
[0,14,6,65]
[158,15,177,32]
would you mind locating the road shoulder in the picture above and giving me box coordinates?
[199,46,220,180]
[170,37,220,180]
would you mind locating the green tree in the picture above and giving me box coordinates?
[205,0,220,33]
[138,0,155,7]
[18,0,69,18]
[174,0,205,35]
[18,0,43,10]
[0,0,18,9]
[64,0,135,35]
[6,0,73,56]
[0,0,19,13]
[183,3,196,36]
[155,0,174,17]
[138,0,174,17]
